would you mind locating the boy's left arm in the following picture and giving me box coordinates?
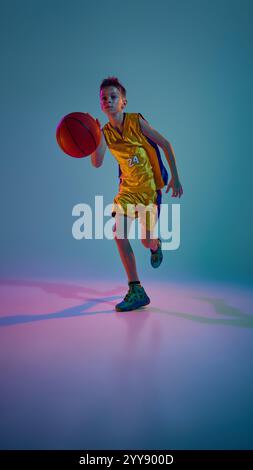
[139,116,183,198]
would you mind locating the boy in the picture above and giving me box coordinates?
[91,77,183,312]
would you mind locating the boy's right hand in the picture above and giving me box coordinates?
[166,176,183,198]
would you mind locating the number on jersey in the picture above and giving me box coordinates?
[128,155,140,167]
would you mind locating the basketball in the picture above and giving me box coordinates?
[56,112,101,158]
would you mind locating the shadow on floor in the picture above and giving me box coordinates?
[152,295,253,328]
[0,279,252,329]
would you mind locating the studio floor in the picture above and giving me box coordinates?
[0,278,252,450]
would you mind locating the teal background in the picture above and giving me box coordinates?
[1,0,252,284]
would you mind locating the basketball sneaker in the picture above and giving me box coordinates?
[115,283,150,312]
[150,238,163,268]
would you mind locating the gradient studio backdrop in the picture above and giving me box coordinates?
[1,0,252,286]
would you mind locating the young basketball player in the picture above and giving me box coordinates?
[91,77,183,312]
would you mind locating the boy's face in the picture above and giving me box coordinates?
[100,86,127,116]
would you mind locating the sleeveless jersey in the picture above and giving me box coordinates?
[102,113,168,193]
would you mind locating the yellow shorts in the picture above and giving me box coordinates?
[112,189,161,232]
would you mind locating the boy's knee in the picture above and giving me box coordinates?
[114,233,128,243]
[113,223,129,241]
[113,226,128,243]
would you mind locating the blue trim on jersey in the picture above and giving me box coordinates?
[115,113,168,187]
[138,113,168,186]
[118,139,168,186]
[156,189,162,218]
[145,136,168,186]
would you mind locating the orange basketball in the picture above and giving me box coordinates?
[56,112,101,158]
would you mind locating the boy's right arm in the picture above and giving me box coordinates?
[91,123,107,168]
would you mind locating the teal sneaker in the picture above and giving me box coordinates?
[150,238,163,268]
[115,284,150,312]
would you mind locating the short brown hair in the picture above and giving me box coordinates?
[100,76,126,98]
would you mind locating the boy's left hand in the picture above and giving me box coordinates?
[166,177,183,198]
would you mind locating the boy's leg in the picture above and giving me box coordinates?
[113,205,150,312]
[140,218,163,269]
[139,208,159,251]
[113,213,139,282]
[141,228,159,251]
[113,213,150,311]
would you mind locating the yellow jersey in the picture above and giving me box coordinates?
[102,112,168,193]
